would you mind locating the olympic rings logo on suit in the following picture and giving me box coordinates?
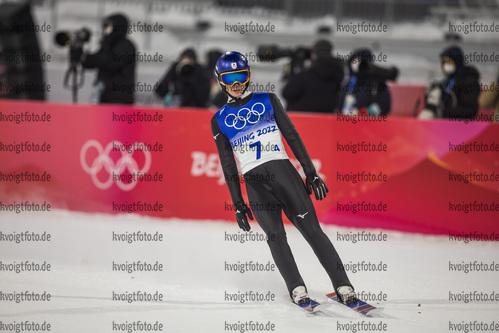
[224,102,265,130]
[80,140,152,191]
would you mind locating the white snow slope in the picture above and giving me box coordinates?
[1,210,498,332]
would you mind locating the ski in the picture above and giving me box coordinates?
[326,292,381,316]
[292,298,328,313]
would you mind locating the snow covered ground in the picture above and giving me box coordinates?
[1,210,498,332]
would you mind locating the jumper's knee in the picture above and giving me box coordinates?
[266,230,287,246]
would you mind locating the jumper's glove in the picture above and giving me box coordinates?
[234,201,253,231]
[305,173,328,201]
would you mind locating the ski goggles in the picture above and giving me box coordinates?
[219,69,250,87]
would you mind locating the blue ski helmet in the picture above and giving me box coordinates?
[214,51,251,95]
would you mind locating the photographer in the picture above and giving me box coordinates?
[154,48,211,107]
[337,48,398,116]
[205,49,227,108]
[419,45,480,120]
[282,39,344,113]
[78,13,136,105]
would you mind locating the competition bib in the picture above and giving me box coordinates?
[215,93,289,174]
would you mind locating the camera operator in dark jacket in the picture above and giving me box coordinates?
[79,13,136,105]
[337,48,398,116]
[282,39,344,113]
[154,48,211,108]
[419,45,480,120]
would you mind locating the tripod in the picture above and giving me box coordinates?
[63,46,85,103]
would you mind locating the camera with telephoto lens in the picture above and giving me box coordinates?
[364,63,399,82]
[55,28,91,49]
[256,44,311,79]
[54,27,92,101]
[176,58,195,78]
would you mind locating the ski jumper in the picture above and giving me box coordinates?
[211,92,353,295]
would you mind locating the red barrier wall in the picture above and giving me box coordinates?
[0,99,498,236]
[387,83,425,117]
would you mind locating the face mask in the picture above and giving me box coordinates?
[351,61,360,73]
[442,62,455,76]
[104,23,113,36]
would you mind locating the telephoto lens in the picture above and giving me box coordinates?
[55,27,91,47]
